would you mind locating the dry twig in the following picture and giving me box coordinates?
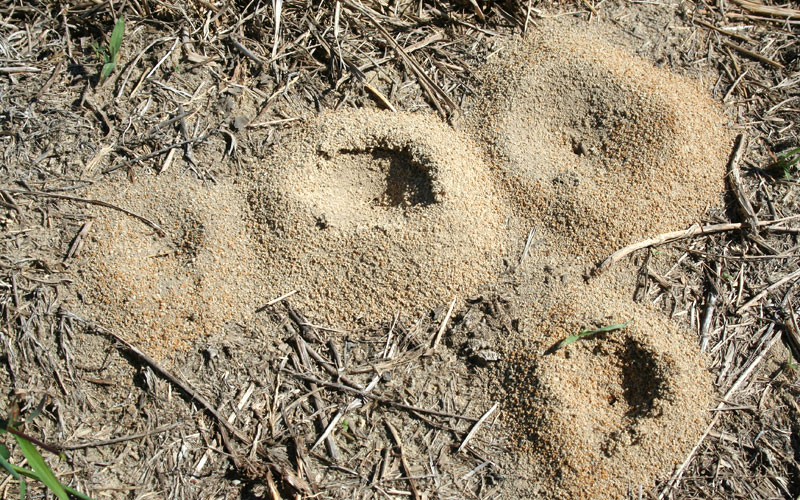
[7,190,165,237]
[722,40,785,70]
[63,423,181,450]
[386,422,422,500]
[97,326,311,493]
[594,215,800,274]
[659,325,782,497]
[737,267,800,314]
[456,402,498,454]
[729,0,800,19]
[284,371,480,422]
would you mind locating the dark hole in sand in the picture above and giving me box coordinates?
[340,147,436,208]
[620,338,666,419]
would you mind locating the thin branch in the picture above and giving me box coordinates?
[6,190,165,237]
[63,423,180,450]
[284,370,480,422]
[737,267,800,314]
[593,215,800,275]
[457,402,498,453]
[386,422,422,500]
[659,325,781,498]
[102,132,215,174]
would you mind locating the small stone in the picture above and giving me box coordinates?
[470,349,501,366]
[232,116,249,131]
[462,308,483,330]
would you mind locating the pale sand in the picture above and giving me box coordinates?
[75,19,729,499]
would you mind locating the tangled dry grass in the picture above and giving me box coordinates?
[0,0,799,498]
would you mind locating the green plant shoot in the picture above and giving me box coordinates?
[783,349,799,374]
[12,433,68,500]
[767,147,800,180]
[93,16,125,82]
[1,415,95,500]
[551,321,631,353]
[0,442,26,500]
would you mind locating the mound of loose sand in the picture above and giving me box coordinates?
[76,176,266,358]
[498,276,712,499]
[463,20,731,261]
[457,21,727,498]
[73,19,731,500]
[248,110,513,324]
[77,110,514,348]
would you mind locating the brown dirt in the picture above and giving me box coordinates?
[65,19,728,499]
[463,19,733,262]
[1,1,798,499]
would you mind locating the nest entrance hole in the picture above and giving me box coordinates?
[339,147,436,208]
[619,338,666,419]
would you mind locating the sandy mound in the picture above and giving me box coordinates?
[248,110,514,324]
[71,19,731,499]
[75,110,514,348]
[454,20,728,499]
[75,176,265,358]
[463,20,731,261]
[498,277,712,499]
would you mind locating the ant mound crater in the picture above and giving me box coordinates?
[296,143,439,229]
[335,147,436,209]
[250,110,513,325]
[498,283,711,499]
[75,176,265,359]
[465,20,731,259]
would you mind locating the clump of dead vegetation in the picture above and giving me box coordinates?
[0,0,799,498]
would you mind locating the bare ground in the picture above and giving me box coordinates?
[1,0,799,499]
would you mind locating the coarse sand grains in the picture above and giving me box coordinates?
[72,18,732,500]
[75,176,267,359]
[495,275,712,499]
[248,110,514,324]
[457,20,728,498]
[462,19,732,262]
[76,110,517,352]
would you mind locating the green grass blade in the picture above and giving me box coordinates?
[90,42,106,60]
[63,483,95,500]
[23,399,47,424]
[553,321,631,352]
[10,463,95,500]
[101,62,116,81]
[0,449,27,500]
[767,147,800,179]
[109,17,125,57]
[777,146,800,160]
[12,434,68,500]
